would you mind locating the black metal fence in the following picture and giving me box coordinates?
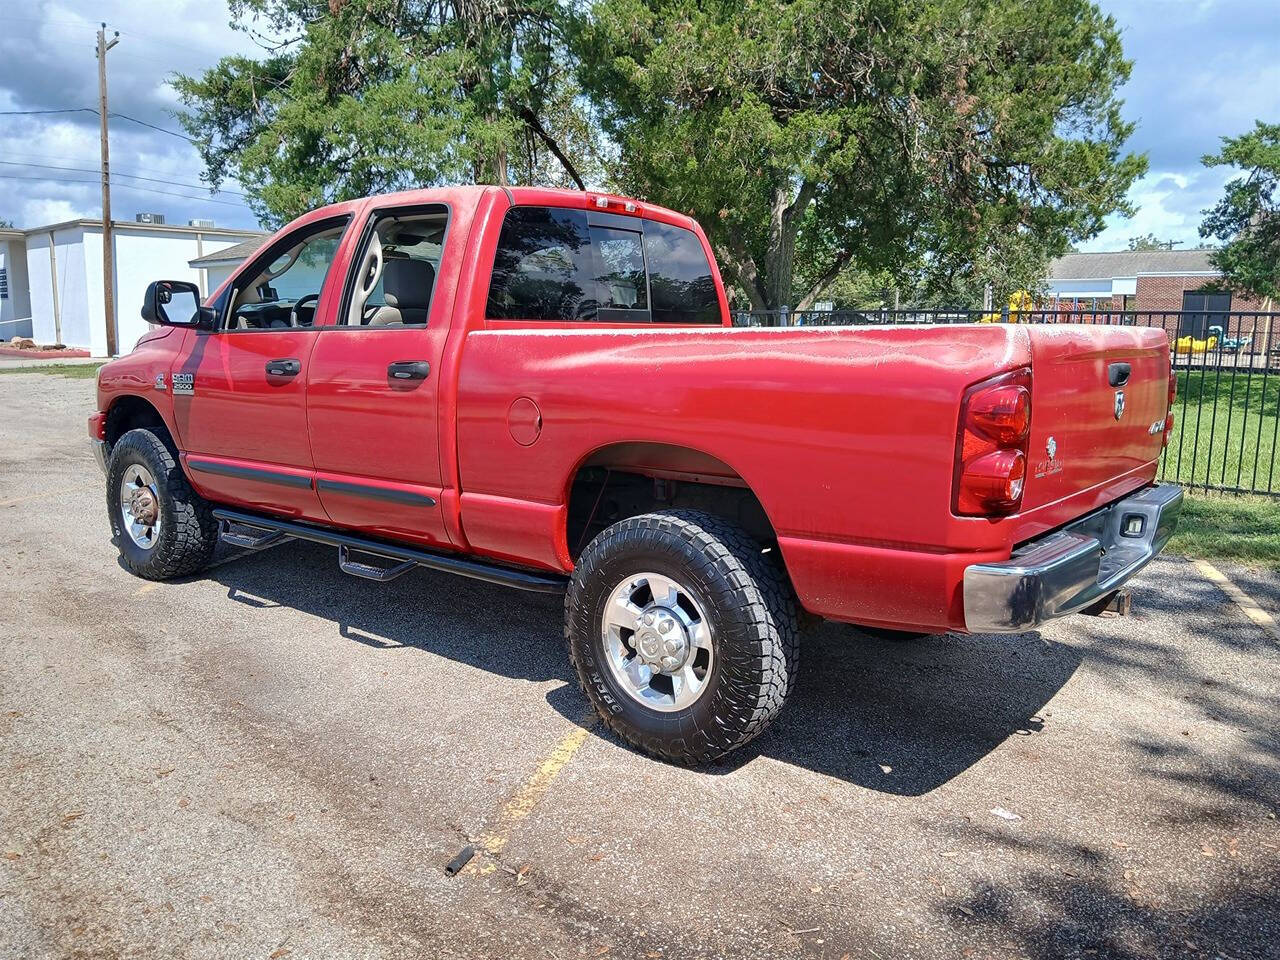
[732,308,1280,498]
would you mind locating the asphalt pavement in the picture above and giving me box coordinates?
[1,372,1276,959]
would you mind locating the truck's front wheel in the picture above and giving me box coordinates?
[566,510,799,765]
[107,428,217,580]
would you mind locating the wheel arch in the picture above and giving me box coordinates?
[103,394,179,460]
[563,441,780,564]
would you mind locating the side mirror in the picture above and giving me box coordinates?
[142,280,216,328]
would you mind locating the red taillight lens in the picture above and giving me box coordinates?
[968,384,1031,446]
[957,450,1027,514]
[1163,369,1177,447]
[953,369,1032,517]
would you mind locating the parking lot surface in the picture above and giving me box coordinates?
[1,372,1277,959]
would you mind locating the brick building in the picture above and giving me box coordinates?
[1045,249,1268,328]
[1042,249,1275,361]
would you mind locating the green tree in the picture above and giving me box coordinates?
[1200,121,1280,308]
[576,0,1145,310]
[175,0,604,226]
[0,219,13,229]
[1127,233,1176,251]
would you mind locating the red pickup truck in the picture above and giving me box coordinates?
[91,186,1182,764]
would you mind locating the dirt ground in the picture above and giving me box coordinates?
[1,372,1277,959]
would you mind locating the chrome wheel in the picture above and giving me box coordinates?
[601,572,714,712]
[119,463,161,549]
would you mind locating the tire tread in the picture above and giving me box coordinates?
[566,509,799,765]
[108,428,217,580]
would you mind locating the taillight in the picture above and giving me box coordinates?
[1163,369,1177,447]
[954,369,1032,517]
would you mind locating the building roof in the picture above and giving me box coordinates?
[1047,249,1219,280]
[189,234,269,267]
[12,218,264,240]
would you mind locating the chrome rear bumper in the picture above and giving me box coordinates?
[963,484,1183,633]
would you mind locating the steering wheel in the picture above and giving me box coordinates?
[290,293,321,327]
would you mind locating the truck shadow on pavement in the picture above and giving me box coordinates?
[697,621,1080,794]
[201,539,1080,796]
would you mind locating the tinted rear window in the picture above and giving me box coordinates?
[485,207,721,324]
[644,221,720,324]
[487,207,596,321]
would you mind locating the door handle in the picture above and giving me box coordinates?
[1108,362,1131,387]
[266,358,301,377]
[387,361,431,381]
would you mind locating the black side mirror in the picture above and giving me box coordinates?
[142,280,216,328]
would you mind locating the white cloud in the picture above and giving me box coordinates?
[1081,165,1235,251]
[0,0,266,231]
[1076,0,1280,251]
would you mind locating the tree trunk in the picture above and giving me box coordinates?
[760,181,814,310]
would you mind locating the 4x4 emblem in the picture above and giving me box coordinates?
[1114,390,1125,421]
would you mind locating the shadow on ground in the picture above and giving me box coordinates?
[199,538,1080,795]
[943,823,1280,960]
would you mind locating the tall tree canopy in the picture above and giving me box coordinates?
[178,0,1143,306]
[577,0,1145,309]
[175,0,602,226]
[1200,121,1280,307]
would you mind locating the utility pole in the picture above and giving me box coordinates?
[97,23,119,357]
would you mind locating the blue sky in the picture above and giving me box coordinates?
[1,0,1278,248]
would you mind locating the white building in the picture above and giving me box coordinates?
[0,227,34,341]
[4,218,263,356]
[187,234,268,295]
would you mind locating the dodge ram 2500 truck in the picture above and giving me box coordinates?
[91,185,1182,764]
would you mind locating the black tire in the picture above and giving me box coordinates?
[566,509,799,765]
[106,428,217,580]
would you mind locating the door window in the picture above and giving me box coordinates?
[343,208,449,327]
[226,220,348,330]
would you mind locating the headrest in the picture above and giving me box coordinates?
[383,258,436,309]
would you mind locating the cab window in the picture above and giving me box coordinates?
[643,221,720,324]
[226,220,347,330]
[343,208,448,327]
[486,207,596,321]
[485,206,720,324]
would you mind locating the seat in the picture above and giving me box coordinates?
[368,258,435,326]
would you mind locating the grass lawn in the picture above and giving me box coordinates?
[1167,492,1280,569]
[0,362,105,379]
[1160,368,1280,495]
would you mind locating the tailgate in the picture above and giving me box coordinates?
[1021,324,1170,511]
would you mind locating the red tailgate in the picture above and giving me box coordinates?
[1021,324,1170,512]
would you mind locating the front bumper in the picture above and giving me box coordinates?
[92,438,109,475]
[88,412,108,475]
[963,483,1183,633]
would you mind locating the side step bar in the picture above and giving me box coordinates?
[212,507,568,594]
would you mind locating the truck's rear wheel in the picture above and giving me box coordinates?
[566,510,799,765]
[107,428,217,580]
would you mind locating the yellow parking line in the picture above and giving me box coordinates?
[470,715,596,873]
[1194,559,1280,643]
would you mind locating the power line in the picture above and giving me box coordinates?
[0,159,246,197]
[109,112,196,143]
[0,108,96,116]
[0,107,197,143]
[0,172,251,209]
